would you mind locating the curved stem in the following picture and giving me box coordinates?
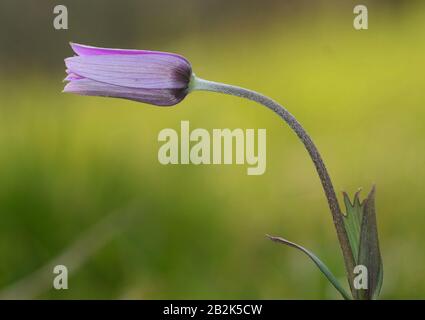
[191,76,355,293]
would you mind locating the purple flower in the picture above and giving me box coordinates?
[64,43,192,106]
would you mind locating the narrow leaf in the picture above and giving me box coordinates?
[358,186,383,299]
[342,190,364,264]
[267,234,352,300]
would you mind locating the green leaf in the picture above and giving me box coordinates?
[342,189,364,264]
[342,187,384,299]
[358,186,383,299]
[267,235,352,300]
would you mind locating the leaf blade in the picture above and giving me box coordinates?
[358,186,383,299]
[342,190,364,264]
[267,234,352,300]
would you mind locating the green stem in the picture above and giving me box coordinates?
[191,76,356,296]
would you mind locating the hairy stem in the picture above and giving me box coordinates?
[191,76,355,294]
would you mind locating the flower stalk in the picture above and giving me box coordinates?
[190,76,357,294]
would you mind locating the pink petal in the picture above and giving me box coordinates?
[63,78,186,106]
[65,54,191,89]
[70,43,190,64]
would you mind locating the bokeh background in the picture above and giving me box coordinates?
[0,0,424,299]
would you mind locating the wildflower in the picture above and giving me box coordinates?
[64,43,192,106]
[63,44,383,299]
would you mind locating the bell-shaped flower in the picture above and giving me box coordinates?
[64,43,192,106]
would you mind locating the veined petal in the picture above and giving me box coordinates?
[70,43,190,64]
[65,54,191,89]
[63,78,187,106]
[64,73,83,81]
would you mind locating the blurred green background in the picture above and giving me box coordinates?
[0,0,424,299]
